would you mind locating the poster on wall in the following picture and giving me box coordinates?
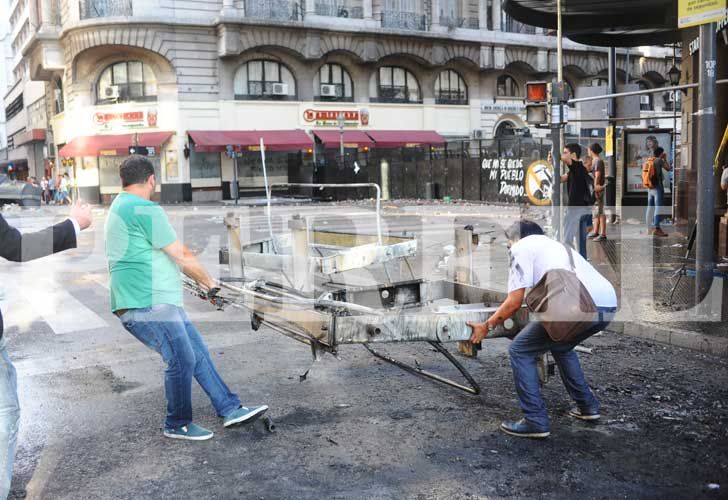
[624,130,673,194]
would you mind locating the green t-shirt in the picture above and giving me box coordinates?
[105,192,182,312]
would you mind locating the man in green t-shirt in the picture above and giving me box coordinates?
[105,156,267,441]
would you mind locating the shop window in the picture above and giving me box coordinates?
[435,70,468,105]
[314,63,354,102]
[496,75,519,98]
[190,150,222,179]
[99,155,161,189]
[637,80,653,111]
[234,60,297,101]
[96,61,158,104]
[372,66,421,103]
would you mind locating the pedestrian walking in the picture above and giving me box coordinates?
[40,177,50,204]
[643,146,671,237]
[105,155,268,441]
[587,143,607,242]
[59,174,71,205]
[468,220,617,439]
[48,175,56,204]
[0,202,92,499]
[560,143,592,257]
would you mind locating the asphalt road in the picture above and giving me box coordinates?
[1,203,726,500]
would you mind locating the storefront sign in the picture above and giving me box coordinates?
[678,0,726,28]
[302,109,369,127]
[94,109,158,131]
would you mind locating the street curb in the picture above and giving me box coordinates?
[609,321,728,357]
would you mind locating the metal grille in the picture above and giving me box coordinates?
[315,1,363,18]
[503,15,536,34]
[79,0,132,19]
[381,10,427,31]
[439,15,464,28]
[464,17,479,29]
[245,0,302,21]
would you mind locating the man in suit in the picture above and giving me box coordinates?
[0,203,92,500]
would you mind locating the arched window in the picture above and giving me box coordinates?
[96,61,157,104]
[234,60,297,100]
[496,75,519,98]
[435,70,468,105]
[495,120,517,137]
[314,63,353,102]
[372,66,421,103]
[637,80,653,111]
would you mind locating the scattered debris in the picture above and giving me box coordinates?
[334,403,352,409]
[574,346,593,355]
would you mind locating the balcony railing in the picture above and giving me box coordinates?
[464,17,479,29]
[80,0,132,19]
[244,0,303,21]
[503,15,536,34]
[439,15,464,28]
[315,1,363,19]
[381,10,427,31]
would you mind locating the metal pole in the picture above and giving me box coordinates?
[696,23,717,315]
[672,45,678,221]
[607,46,617,217]
[551,0,563,240]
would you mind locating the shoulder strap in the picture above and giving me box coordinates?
[561,243,576,271]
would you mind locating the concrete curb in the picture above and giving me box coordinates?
[609,321,728,357]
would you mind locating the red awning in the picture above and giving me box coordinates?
[365,130,446,148]
[59,132,174,157]
[189,130,312,153]
[313,130,375,149]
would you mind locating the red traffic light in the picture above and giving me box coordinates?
[526,81,548,102]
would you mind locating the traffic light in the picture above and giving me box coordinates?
[525,81,549,126]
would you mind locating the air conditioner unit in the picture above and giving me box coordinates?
[472,129,484,139]
[320,84,338,97]
[270,83,289,95]
[102,85,120,99]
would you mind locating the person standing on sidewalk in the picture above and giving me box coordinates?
[467,220,617,438]
[560,143,592,257]
[0,202,93,500]
[587,143,607,242]
[645,147,671,237]
[105,155,267,441]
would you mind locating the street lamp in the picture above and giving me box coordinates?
[667,65,681,86]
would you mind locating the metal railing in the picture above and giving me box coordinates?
[314,1,363,18]
[502,15,535,34]
[439,15,464,28]
[79,0,132,19]
[245,0,303,21]
[381,10,427,31]
[464,17,479,29]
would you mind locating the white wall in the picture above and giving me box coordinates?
[0,0,11,148]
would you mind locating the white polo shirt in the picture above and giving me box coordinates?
[508,235,618,309]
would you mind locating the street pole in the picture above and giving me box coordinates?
[338,112,345,166]
[696,22,717,315]
[551,0,563,240]
[607,47,617,219]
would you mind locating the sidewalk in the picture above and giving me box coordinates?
[586,219,728,357]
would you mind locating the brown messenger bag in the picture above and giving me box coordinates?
[525,243,598,342]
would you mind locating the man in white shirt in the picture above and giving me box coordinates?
[468,220,617,439]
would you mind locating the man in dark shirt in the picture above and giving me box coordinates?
[0,204,92,499]
[645,147,672,237]
[560,143,592,256]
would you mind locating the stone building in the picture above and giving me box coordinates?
[6,0,677,202]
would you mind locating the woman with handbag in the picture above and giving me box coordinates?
[468,220,617,439]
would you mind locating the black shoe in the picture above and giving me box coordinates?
[500,419,550,439]
[568,407,601,421]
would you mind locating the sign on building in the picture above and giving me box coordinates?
[678,0,726,28]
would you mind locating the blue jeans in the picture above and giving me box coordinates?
[120,304,241,429]
[0,338,19,500]
[564,208,592,259]
[646,188,664,229]
[508,313,613,431]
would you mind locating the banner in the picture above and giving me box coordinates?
[678,0,726,28]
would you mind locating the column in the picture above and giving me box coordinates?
[363,0,373,19]
[431,0,441,27]
[479,0,488,30]
[305,0,316,17]
[491,0,501,31]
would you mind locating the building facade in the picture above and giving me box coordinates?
[9,0,678,203]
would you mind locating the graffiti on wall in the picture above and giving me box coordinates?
[480,158,553,205]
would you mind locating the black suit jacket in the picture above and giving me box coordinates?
[0,215,77,339]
